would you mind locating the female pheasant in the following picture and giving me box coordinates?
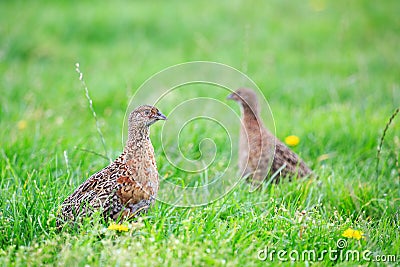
[57,105,167,227]
[227,88,311,185]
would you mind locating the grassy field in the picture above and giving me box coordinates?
[1,0,399,266]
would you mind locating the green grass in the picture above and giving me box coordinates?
[1,0,399,266]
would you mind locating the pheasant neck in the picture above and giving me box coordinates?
[126,126,151,150]
[242,104,260,121]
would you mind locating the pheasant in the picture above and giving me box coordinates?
[56,105,167,227]
[227,88,312,185]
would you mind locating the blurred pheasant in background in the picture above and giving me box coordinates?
[227,88,311,185]
[57,105,167,227]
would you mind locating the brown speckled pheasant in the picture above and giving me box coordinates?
[227,88,311,185]
[57,105,167,227]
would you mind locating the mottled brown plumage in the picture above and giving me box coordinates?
[227,88,311,185]
[57,105,167,227]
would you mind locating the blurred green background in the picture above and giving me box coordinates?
[1,0,398,179]
[0,0,399,265]
[1,0,398,146]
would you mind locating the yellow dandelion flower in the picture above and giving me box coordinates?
[342,228,354,238]
[285,135,300,147]
[108,224,129,232]
[309,0,326,12]
[342,228,364,240]
[17,120,27,130]
[352,230,364,240]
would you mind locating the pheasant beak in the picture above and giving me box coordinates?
[155,111,167,121]
[227,92,237,100]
